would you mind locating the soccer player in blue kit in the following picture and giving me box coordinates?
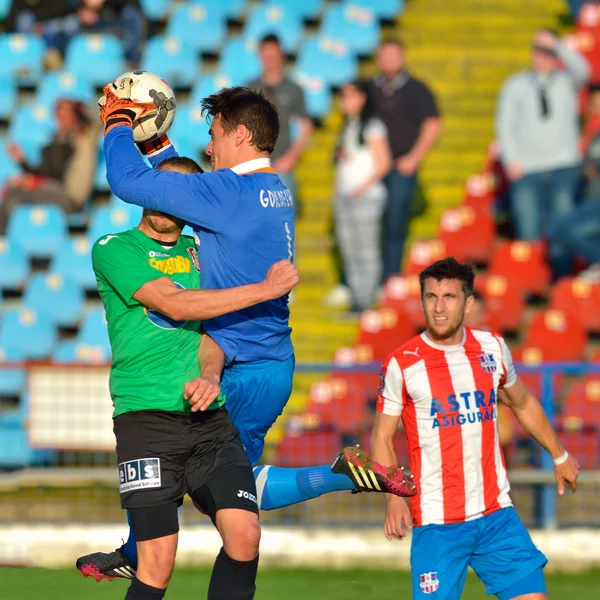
[77,79,416,581]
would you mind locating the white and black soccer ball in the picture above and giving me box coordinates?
[113,70,177,142]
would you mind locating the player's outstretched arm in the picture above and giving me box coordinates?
[499,378,580,494]
[185,334,225,412]
[133,259,299,321]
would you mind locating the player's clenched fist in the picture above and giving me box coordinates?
[98,77,156,135]
[262,260,299,299]
[185,374,221,413]
[384,496,413,541]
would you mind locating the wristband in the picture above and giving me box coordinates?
[553,450,569,466]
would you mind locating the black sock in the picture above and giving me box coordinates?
[124,577,166,600]
[208,547,259,600]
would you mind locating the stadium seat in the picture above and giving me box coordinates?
[140,0,170,20]
[191,0,247,20]
[0,238,29,289]
[165,3,226,53]
[549,277,600,334]
[8,102,55,149]
[523,309,587,362]
[487,241,551,297]
[51,237,97,289]
[23,273,84,327]
[168,104,211,153]
[438,205,495,264]
[0,33,45,84]
[320,4,380,55]
[296,38,358,87]
[463,173,496,210]
[245,4,303,53]
[0,344,26,397]
[561,378,600,430]
[0,0,10,19]
[0,423,56,468]
[6,205,67,259]
[276,430,342,467]
[404,239,447,276]
[344,0,404,20]
[65,34,125,86]
[294,73,332,117]
[357,307,415,361]
[94,146,110,191]
[512,346,566,401]
[476,274,525,333]
[0,74,17,121]
[35,71,95,110]
[266,0,323,19]
[380,273,426,331]
[53,340,110,364]
[557,430,600,470]
[190,74,235,106]
[0,308,57,359]
[78,308,111,356]
[140,36,199,87]
[218,38,262,85]
[88,204,143,243]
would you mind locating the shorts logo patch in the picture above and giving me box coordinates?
[419,572,439,594]
[119,458,161,493]
[238,489,258,504]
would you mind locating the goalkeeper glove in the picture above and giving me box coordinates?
[136,133,172,157]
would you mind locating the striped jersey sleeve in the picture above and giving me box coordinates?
[499,337,517,388]
[376,355,404,417]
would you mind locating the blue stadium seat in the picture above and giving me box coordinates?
[140,0,170,20]
[219,38,262,85]
[65,34,125,86]
[0,344,26,397]
[6,205,67,259]
[35,71,95,110]
[0,75,17,121]
[169,137,202,164]
[0,308,57,359]
[78,308,111,355]
[296,38,358,87]
[23,273,84,327]
[344,0,404,20]
[269,0,324,19]
[189,74,235,106]
[0,423,56,467]
[140,36,200,87]
[320,4,380,55]
[165,4,226,53]
[88,204,143,243]
[0,0,10,20]
[169,104,211,152]
[94,149,110,191]
[0,33,45,84]
[51,237,96,289]
[8,102,55,149]
[0,238,29,289]
[200,0,247,19]
[245,4,303,53]
[294,74,332,117]
[53,340,110,364]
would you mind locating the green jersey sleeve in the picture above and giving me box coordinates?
[92,234,165,304]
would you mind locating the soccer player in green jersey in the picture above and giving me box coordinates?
[90,157,298,600]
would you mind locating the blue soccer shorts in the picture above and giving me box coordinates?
[411,507,547,599]
[221,355,295,466]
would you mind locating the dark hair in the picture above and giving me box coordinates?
[201,86,279,154]
[419,257,475,298]
[472,289,484,304]
[379,39,404,51]
[260,33,282,47]
[158,156,203,174]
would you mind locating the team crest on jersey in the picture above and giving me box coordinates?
[478,352,497,374]
[420,572,439,594]
[186,247,200,272]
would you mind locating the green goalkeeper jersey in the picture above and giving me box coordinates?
[92,227,225,417]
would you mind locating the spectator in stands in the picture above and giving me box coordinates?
[334,80,392,313]
[368,39,441,282]
[248,34,314,215]
[497,29,589,241]
[0,99,98,234]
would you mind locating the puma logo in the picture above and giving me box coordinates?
[403,347,420,358]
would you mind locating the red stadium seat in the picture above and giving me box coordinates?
[549,277,600,333]
[357,308,415,362]
[511,346,566,400]
[331,345,380,411]
[404,239,447,276]
[523,309,587,362]
[276,430,342,467]
[556,431,600,469]
[477,274,525,333]
[488,241,551,296]
[380,274,426,332]
[463,173,496,210]
[438,205,495,264]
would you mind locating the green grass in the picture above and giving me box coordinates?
[3,567,600,599]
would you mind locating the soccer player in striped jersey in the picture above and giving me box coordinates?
[372,257,579,600]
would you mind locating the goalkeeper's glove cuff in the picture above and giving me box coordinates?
[104,109,136,135]
[136,133,172,157]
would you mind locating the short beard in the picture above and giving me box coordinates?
[426,312,465,342]
[142,215,182,234]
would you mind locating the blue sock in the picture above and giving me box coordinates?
[122,510,138,566]
[253,465,355,511]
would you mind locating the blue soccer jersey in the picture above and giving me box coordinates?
[104,126,295,364]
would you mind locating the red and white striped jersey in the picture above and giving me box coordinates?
[376,327,516,527]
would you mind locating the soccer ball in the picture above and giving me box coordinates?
[114,70,177,142]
